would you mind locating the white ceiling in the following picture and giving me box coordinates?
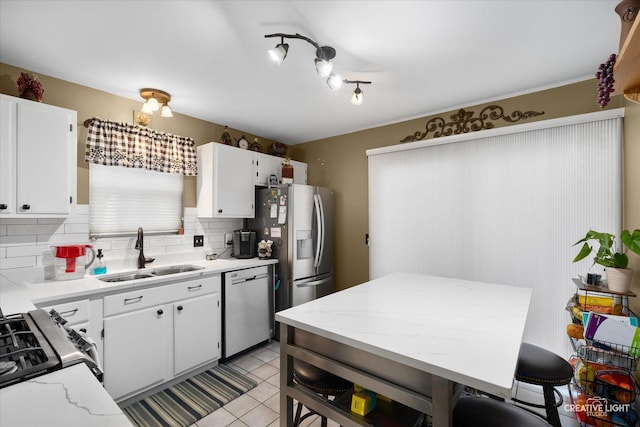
[0,0,621,145]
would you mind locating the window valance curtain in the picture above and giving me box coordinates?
[85,118,197,176]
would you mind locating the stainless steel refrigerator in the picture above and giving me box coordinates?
[248,184,334,327]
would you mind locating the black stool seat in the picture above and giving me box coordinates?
[292,359,352,427]
[293,359,352,395]
[515,342,573,386]
[453,396,550,427]
[513,342,573,427]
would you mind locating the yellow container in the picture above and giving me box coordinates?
[351,391,376,416]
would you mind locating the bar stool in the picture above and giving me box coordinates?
[453,396,551,427]
[292,359,352,427]
[512,342,573,427]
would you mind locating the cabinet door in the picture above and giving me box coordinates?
[255,153,282,186]
[103,304,170,400]
[213,144,254,217]
[173,293,220,375]
[16,101,75,215]
[290,160,307,184]
[0,96,16,214]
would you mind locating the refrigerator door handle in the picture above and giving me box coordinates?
[313,193,323,269]
[317,192,326,267]
[296,276,332,288]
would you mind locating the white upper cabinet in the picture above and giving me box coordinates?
[197,143,255,218]
[197,142,309,218]
[255,152,283,186]
[290,160,307,184]
[0,94,76,217]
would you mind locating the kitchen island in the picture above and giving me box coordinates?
[276,272,532,427]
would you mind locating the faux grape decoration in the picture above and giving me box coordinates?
[595,54,616,108]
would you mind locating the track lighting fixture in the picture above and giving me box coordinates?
[140,88,172,117]
[264,32,372,104]
[265,33,336,77]
[343,80,371,105]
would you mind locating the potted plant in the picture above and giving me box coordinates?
[573,229,640,292]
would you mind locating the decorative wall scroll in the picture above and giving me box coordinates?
[400,105,545,143]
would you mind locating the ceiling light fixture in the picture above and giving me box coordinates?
[265,33,336,77]
[343,80,371,105]
[140,88,172,117]
[264,32,372,104]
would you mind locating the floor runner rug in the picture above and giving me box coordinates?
[122,364,257,427]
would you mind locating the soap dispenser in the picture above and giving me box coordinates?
[93,249,107,275]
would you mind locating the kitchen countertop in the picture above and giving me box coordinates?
[1,255,278,313]
[276,272,532,400]
[0,254,277,425]
[0,363,132,427]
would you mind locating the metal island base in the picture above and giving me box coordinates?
[279,323,465,427]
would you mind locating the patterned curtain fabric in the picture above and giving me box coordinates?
[85,118,197,176]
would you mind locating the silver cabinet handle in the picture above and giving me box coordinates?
[187,284,202,291]
[59,308,79,317]
[124,296,143,304]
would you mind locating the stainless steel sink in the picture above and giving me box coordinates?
[148,265,204,276]
[98,272,155,283]
[98,264,204,283]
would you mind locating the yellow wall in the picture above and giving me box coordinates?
[291,80,640,309]
[0,62,285,207]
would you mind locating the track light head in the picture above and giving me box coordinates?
[343,80,371,105]
[268,37,289,64]
[315,58,333,78]
[326,73,343,90]
[351,86,363,105]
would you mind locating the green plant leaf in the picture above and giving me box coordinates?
[614,252,629,269]
[573,242,593,263]
[621,229,640,257]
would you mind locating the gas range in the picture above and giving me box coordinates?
[0,308,101,388]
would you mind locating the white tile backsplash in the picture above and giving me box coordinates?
[0,204,243,274]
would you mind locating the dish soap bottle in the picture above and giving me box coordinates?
[93,249,107,275]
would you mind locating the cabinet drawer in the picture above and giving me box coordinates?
[104,275,219,317]
[39,299,90,325]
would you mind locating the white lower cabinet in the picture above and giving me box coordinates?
[103,304,170,399]
[173,293,220,375]
[102,274,221,401]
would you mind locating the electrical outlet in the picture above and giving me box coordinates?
[193,235,204,247]
[225,233,233,246]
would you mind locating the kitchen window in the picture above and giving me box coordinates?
[85,118,196,237]
[89,163,183,236]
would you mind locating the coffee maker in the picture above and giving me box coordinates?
[233,229,256,259]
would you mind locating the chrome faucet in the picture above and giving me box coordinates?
[135,227,154,268]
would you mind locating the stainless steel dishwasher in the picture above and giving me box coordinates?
[223,265,274,359]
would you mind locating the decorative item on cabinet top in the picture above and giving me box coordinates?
[250,138,263,152]
[270,141,287,157]
[16,72,44,102]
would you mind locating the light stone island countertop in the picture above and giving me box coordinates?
[0,253,278,426]
[276,272,532,398]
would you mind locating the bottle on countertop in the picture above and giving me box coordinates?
[93,249,107,275]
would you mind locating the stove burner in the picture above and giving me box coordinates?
[0,312,59,388]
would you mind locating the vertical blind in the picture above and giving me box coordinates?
[367,110,623,357]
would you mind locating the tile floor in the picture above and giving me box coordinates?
[190,340,580,427]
